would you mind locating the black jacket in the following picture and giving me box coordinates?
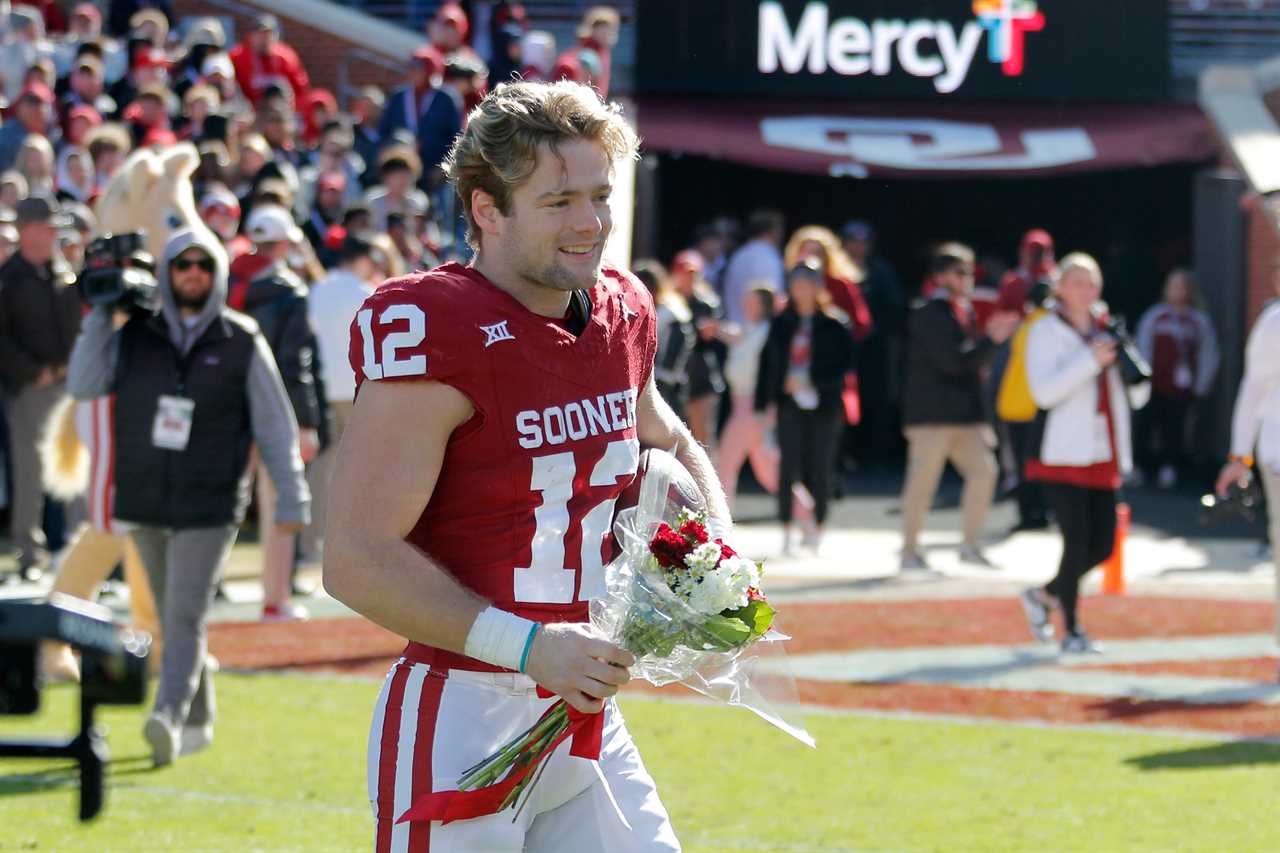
[112,310,259,527]
[240,264,324,432]
[0,253,81,392]
[755,309,855,414]
[902,295,997,426]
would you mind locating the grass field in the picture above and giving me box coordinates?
[2,672,1279,852]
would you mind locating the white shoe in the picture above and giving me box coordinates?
[958,545,997,569]
[1061,631,1104,655]
[262,602,310,622]
[900,551,931,571]
[1157,465,1177,489]
[180,724,214,757]
[144,712,181,767]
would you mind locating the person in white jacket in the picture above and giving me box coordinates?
[1018,253,1149,653]
[1216,269,1280,682]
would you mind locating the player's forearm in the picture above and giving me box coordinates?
[670,426,733,529]
[323,528,487,653]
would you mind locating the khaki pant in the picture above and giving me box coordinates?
[1262,465,1280,647]
[901,423,998,553]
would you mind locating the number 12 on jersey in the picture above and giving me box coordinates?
[515,438,639,604]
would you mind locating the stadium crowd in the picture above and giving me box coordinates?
[0,0,1276,726]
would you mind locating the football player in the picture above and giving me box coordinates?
[324,80,731,852]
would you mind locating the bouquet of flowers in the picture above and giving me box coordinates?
[406,454,812,825]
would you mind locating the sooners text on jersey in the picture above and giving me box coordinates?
[348,262,657,671]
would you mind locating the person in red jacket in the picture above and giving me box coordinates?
[998,228,1058,317]
[228,14,309,107]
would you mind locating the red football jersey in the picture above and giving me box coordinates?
[348,262,657,671]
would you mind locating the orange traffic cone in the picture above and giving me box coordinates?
[1102,502,1130,594]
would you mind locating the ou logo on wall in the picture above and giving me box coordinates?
[759,116,1096,176]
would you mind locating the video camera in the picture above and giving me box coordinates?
[1200,476,1265,527]
[76,231,160,315]
[0,596,151,821]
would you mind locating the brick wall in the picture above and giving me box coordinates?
[171,0,411,102]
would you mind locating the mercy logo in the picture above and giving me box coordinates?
[974,0,1045,76]
[758,1,1046,94]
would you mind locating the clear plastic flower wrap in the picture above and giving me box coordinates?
[590,456,816,747]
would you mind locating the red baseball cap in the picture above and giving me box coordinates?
[142,127,177,147]
[133,47,173,71]
[435,3,469,38]
[672,249,705,273]
[67,104,103,126]
[413,45,445,77]
[19,81,54,105]
[317,172,346,193]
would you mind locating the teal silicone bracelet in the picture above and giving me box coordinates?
[518,623,540,673]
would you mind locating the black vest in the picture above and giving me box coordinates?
[112,311,258,528]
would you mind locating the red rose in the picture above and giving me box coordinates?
[650,524,694,569]
[679,519,708,545]
[717,539,737,560]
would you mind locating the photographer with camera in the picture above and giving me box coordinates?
[0,194,81,582]
[1216,263,1280,683]
[67,227,310,766]
[1018,254,1150,654]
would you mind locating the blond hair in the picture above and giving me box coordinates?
[1055,252,1103,289]
[784,224,862,283]
[444,79,639,251]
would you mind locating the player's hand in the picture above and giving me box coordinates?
[523,622,635,715]
[1090,339,1117,367]
[1215,460,1251,498]
[299,428,320,463]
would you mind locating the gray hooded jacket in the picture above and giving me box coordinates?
[68,228,310,525]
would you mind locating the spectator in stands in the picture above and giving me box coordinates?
[176,83,217,140]
[0,171,27,209]
[63,103,102,147]
[349,85,384,174]
[691,217,736,293]
[257,103,303,169]
[299,89,339,151]
[301,171,348,260]
[364,145,430,232]
[427,2,482,65]
[107,1,174,40]
[123,83,171,146]
[108,45,170,116]
[385,211,428,271]
[299,119,364,211]
[199,51,247,114]
[231,132,270,200]
[55,4,124,83]
[900,243,1018,571]
[16,133,56,196]
[722,209,786,325]
[229,14,309,108]
[172,16,224,100]
[198,184,247,255]
[233,205,324,622]
[756,259,857,554]
[303,232,377,559]
[54,144,93,203]
[68,226,308,766]
[58,52,114,128]
[520,30,556,82]
[85,122,130,189]
[0,195,80,582]
[1135,268,1220,488]
[378,45,461,182]
[0,82,54,171]
[565,6,619,97]
[0,221,18,264]
[442,53,488,118]
[0,6,55,103]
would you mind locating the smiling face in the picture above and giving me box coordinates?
[483,138,612,294]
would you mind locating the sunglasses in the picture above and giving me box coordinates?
[172,257,215,272]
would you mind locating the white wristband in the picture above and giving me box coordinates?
[464,607,539,671]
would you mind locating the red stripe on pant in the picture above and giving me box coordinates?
[376,663,412,853]
[407,670,446,851]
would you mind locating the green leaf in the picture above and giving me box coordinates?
[724,599,775,641]
[698,614,752,650]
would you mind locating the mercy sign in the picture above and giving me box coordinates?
[758,1,1044,94]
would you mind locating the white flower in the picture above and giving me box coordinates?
[684,541,723,576]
